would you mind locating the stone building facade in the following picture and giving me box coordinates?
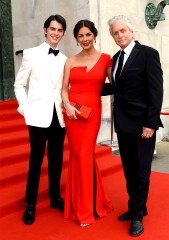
[2,0,169,143]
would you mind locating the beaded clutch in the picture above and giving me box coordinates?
[62,102,93,120]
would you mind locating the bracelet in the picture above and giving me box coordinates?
[63,99,70,107]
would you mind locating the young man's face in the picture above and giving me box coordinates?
[44,20,64,48]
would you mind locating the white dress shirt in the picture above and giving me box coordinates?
[113,40,136,80]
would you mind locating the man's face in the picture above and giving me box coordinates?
[110,20,133,49]
[44,20,64,48]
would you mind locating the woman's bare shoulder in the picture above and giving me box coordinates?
[65,54,81,67]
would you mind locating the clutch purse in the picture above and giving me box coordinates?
[62,102,93,120]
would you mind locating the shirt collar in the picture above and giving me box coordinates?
[122,40,135,57]
[43,41,59,52]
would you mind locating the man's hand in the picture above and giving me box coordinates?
[141,127,155,138]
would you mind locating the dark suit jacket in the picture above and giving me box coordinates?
[111,41,163,134]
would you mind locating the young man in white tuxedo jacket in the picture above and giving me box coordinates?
[14,14,67,225]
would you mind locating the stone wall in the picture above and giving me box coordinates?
[11,0,90,71]
[11,0,169,142]
[89,0,169,142]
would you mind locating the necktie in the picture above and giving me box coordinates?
[115,50,125,80]
[48,48,59,56]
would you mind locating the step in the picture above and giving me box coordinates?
[0,129,29,149]
[0,175,50,218]
[0,154,70,190]
[0,143,30,166]
[0,139,69,167]
[0,145,110,188]
[0,100,18,111]
[0,139,70,185]
[0,160,35,189]
[0,118,26,134]
[0,111,24,122]
[0,146,121,218]
[0,173,68,219]
[0,110,21,122]
[0,157,69,217]
[95,146,122,177]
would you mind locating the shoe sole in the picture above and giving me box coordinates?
[23,218,35,225]
[50,205,64,212]
[129,228,144,237]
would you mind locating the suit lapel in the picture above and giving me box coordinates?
[37,44,54,84]
[39,43,63,86]
[122,48,139,75]
[42,56,57,85]
[112,51,119,73]
[121,42,140,76]
[112,51,120,84]
[112,41,141,83]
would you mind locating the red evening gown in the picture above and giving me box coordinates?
[64,53,113,225]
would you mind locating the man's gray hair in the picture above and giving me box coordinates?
[108,15,135,35]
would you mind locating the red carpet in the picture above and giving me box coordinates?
[0,100,169,240]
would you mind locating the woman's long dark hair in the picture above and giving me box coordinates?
[73,19,98,39]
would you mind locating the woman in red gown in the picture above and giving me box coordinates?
[61,20,113,227]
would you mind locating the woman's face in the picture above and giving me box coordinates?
[76,27,95,50]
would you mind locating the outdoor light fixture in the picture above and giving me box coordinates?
[145,0,169,29]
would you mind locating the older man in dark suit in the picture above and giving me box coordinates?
[108,15,163,237]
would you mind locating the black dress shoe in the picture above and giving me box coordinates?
[129,220,144,237]
[23,204,36,225]
[50,197,64,212]
[118,210,148,221]
[118,211,131,221]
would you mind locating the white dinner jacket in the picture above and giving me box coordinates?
[14,42,67,128]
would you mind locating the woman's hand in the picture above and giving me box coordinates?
[65,103,80,119]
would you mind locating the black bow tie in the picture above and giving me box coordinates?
[48,48,59,56]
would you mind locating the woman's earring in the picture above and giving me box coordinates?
[95,40,96,44]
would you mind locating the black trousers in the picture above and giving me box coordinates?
[117,131,156,220]
[25,107,65,204]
